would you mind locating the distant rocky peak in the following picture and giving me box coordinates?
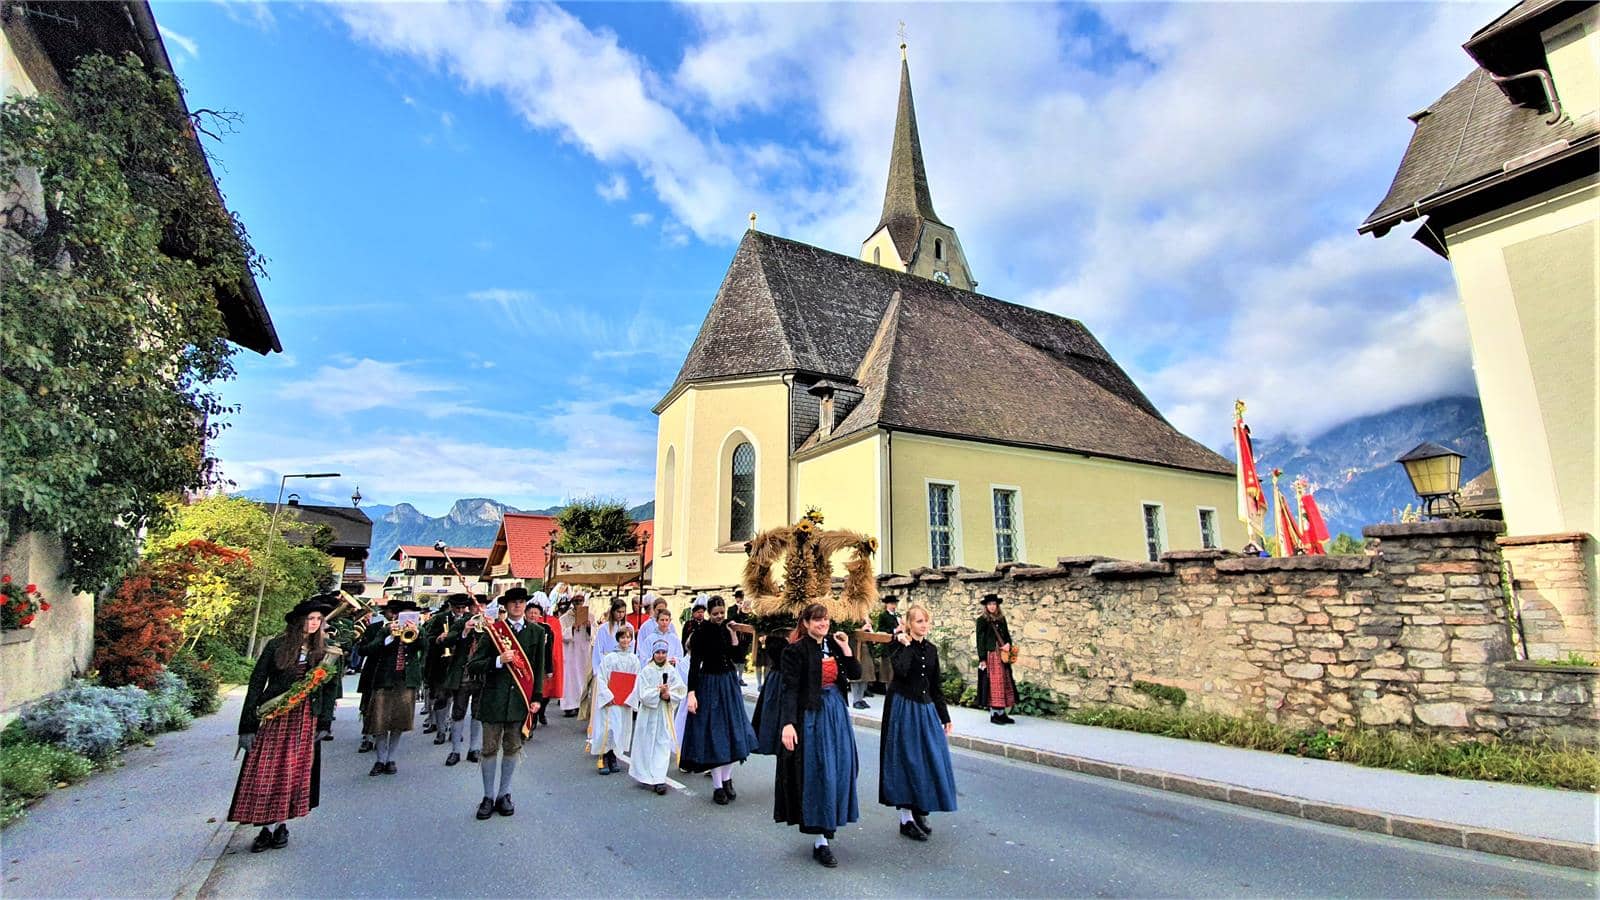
[447,497,512,526]
[384,503,427,524]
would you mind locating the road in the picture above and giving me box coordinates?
[200,678,1594,898]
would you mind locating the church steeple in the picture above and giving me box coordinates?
[862,43,975,291]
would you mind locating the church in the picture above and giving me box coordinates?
[651,49,1242,588]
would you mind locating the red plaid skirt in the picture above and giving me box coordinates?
[985,651,1016,708]
[229,701,318,825]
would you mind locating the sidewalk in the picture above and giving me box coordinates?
[748,684,1599,870]
[2,686,248,899]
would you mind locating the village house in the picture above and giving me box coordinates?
[651,48,1242,589]
[383,545,489,607]
[480,513,655,597]
[1360,0,1597,658]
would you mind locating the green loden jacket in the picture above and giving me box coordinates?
[357,621,426,690]
[467,617,549,724]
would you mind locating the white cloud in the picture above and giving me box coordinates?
[629,211,654,227]
[467,288,696,363]
[158,25,199,60]
[277,358,534,423]
[212,0,275,31]
[597,173,630,202]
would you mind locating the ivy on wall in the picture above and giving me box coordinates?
[1,52,263,592]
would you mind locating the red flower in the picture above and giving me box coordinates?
[0,594,8,605]
[24,583,37,594]
[1,575,9,584]
[39,602,51,612]
[20,614,34,626]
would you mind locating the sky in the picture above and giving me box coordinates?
[156,0,1499,517]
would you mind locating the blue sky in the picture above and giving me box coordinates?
[157,1,1498,517]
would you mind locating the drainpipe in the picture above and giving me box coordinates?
[1489,69,1564,125]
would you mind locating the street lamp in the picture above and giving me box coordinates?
[247,471,341,656]
[1397,442,1464,519]
[351,485,363,508]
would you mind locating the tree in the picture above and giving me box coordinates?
[1,53,264,593]
[553,499,639,554]
[1328,533,1368,556]
[144,495,329,653]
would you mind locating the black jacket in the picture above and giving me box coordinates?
[778,635,863,728]
[238,637,339,736]
[887,639,951,724]
[686,621,747,692]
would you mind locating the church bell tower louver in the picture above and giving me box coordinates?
[861,43,975,291]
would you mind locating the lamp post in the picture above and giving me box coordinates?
[247,472,341,657]
[1397,442,1464,520]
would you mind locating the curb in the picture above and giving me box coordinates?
[174,817,239,900]
[842,706,1599,871]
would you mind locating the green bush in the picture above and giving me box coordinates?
[1014,681,1065,718]
[1132,679,1187,708]
[0,740,95,829]
[195,638,254,685]
[168,650,222,716]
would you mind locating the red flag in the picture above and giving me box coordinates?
[1272,470,1304,557]
[1234,401,1267,541]
[1301,494,1330,555]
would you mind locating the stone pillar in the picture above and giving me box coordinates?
[1497,533,1597,660]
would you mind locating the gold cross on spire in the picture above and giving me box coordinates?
[898,20,907,58]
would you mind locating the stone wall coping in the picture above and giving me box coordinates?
[916,572,949,583]
[1089,561,1173,579]
[1363,520,1505,539]
[1161,549,1238,562]
[1214,555,1372,573]
[1497,531,1593,548]
[880,576,916,589]
[955,571,1004,583]
[1502,661,1600,676]
[1057,555,1113,567]
[1010,565,1069,581]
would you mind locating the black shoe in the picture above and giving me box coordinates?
[990,712,1005,725]
[899,821,928,842]
[466,750,480,763]
[423,723,437,734]
[562,709,579,718]
[913,811,932,835]
[999,714,1016,724]
[723,779,736,801]
[445,752,461,766]
[495,793,515,816]
[476,797,495,820]
[384,761,397,774]
[369,762,384,776]
[713,787,729,805]
[271,824,288,849]
[321,732,333,742]
[653,783,668,795]
[852,700,869,709]
[433,731,448,745]
[358,739,374,753]
[608,762,621,774]
[250,828,273,853]
[812,845,838,868]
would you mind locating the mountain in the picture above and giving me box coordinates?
[364,498,657,577]
[1240,396,1491,539]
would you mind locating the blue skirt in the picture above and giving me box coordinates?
[681,670,757,772]
[801,686,859,831]
[879,695,958,813]
[751,669,783,756]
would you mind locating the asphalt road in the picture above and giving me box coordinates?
[201,679,1595,898]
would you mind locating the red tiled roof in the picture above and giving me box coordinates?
[486,513,561,580]
[391,545,491,562]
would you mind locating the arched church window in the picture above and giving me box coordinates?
[934,238,944,261]
[730,442,755,542]
[873,247,881,265]
[662,447,676,554]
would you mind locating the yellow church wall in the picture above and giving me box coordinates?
[793,430,883,542]
[1443,178,1598,545]
[885,432,1242,573]
[652,376,791,588]
[860,228,908,273]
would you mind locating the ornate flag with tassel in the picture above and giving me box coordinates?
[1271,469,1304,557]
[1295,476,1331,555]
[1233,401,1268,547]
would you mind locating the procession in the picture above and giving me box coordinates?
[226,544,1000,869]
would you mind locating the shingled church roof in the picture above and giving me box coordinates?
[662,230,1232,476]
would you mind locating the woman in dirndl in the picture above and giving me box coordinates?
[682,595,757,805]
[229,595,340,853]
[773,602,862,868]
[356,598,425,775]
[749,628,791,755]
[879,604,957,841]
[975,593,1017,724]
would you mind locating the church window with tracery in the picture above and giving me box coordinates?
[730,442,755,542]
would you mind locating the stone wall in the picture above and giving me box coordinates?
[1,532,95,721]
[1499,533,1597,660]
[867,519,1597,745]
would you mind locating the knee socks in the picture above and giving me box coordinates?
[814,836,828,848]
[386,731,401,760]
[479,752,498,798]
[498,752,517,796]
[711,763,733,787]
[374,732,391,763]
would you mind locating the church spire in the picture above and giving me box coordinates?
[876,48,943,233]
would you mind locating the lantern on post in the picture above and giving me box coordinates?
[1396,442,1465,519]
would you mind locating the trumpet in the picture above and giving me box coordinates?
[394,621,421,644]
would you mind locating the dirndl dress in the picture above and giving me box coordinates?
[799,660,859,832]
[750,668,784,756]
[879,693,957,813]
[680,670,757,772]
[228,698,320,825]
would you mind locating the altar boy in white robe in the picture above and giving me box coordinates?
[592,625,638,775]
[630,639,687,795]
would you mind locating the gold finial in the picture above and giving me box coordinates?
[748,211,757,231]
[898,21,907,59]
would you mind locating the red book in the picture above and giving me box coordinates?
[607,671,637,706]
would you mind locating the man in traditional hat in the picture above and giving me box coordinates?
[681,594,710,649]
[433,593,482,766]
[467,587,548,819]
[975,594,1017,725]
[356,598,426,774]
[869,596,903,696]
[423,594,468,744]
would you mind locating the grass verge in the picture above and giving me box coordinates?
[0,737,96,828]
